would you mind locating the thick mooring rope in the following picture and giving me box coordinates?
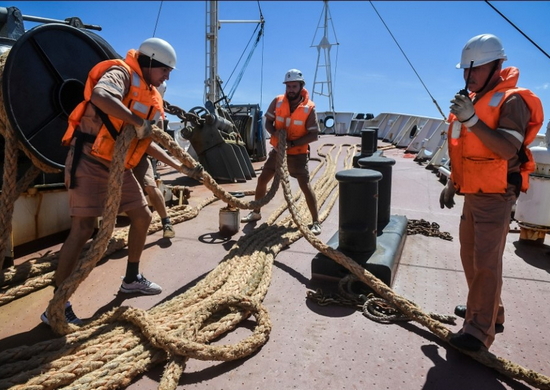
[0,51,63,268]
[0,88,548,387]
[41,122,285,335]
[0,130,344,389]
[274,135,550,389]
[0,201,218,306]
[0,122,350,387]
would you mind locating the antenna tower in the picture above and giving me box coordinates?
[311,0,339,113]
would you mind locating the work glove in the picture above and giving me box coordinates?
[190,163,204,183]
[286,139,296,149]
[179,163,204,183]
[135,119,154,139]
[450,94,478,127]
[439,180,456,209]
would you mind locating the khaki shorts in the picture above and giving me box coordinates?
[263,149,310,179]
[132,155,157,192]
[66,155,147,217]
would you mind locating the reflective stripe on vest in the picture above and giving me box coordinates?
[270,88,315,155]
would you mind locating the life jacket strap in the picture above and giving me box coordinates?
[94,105,121,140]
[68,130,97,189]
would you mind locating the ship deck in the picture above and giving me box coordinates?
[1,134,549,390]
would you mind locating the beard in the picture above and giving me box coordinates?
[286,90,300,102]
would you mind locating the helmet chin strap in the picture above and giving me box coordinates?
[474,60,501,93]
[144,62,153,89]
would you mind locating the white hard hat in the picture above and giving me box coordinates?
[457,34,507,69]
[139,37,177,69]
[283,69,305,84]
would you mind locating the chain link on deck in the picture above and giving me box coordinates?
[407,219,453,241]
[307,274,456,325]
[306,218,454,322]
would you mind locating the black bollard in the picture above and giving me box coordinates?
[312,163,407,287]
[358,156,396,231]
[353,127,379,167]
[362,127,378,154]
[336,168,382,257]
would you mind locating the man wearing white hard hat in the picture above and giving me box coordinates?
[43,38,182,326]
[241,69,322,236]
[441,34,543,351]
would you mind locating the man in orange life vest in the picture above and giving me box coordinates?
[241,69,321,236]
[41,38,181,325]
[440,34,543,351]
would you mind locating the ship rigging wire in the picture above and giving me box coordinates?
[368,1,448,121]
[1,120,550,389]
[149,0,266,112]
[225,4,265,103]
[259,20,265,108]
[485,1,550,61]
[152,0,164,38]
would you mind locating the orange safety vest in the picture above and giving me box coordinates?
[62,49,163,169]
[270,88,315,155]
[448,67,543,194]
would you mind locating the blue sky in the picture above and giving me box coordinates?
[8,1,550,127]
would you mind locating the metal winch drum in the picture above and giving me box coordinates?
[1,23,120,178]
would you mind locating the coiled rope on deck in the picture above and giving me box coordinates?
[0,81,549,387]
[274,134,550,389]
[0,124,347,389]
[41,120,286,335]
[0,126,548,389]
[0,52,47,269]
[0,200,218,306]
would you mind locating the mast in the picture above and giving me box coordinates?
[311,0,338,114]
[205,1,263,105]
[205,1,219,103]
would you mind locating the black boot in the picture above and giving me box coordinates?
[449,332,485,352]
[454,305,504,333]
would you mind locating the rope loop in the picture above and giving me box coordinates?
[118,295,271,361]
[0,91,549,388]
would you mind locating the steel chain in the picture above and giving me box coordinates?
[361,295,456,325]
[306,289,365,310]
[163,100,204,126]
[407,218,453,241]
[307,273,456,325]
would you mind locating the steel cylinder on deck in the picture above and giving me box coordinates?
[515,138,550,241]
[358,156,396,230]
[335,168,382,257]
[219,206,240,236]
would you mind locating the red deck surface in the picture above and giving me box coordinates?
[1,134,549,389]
